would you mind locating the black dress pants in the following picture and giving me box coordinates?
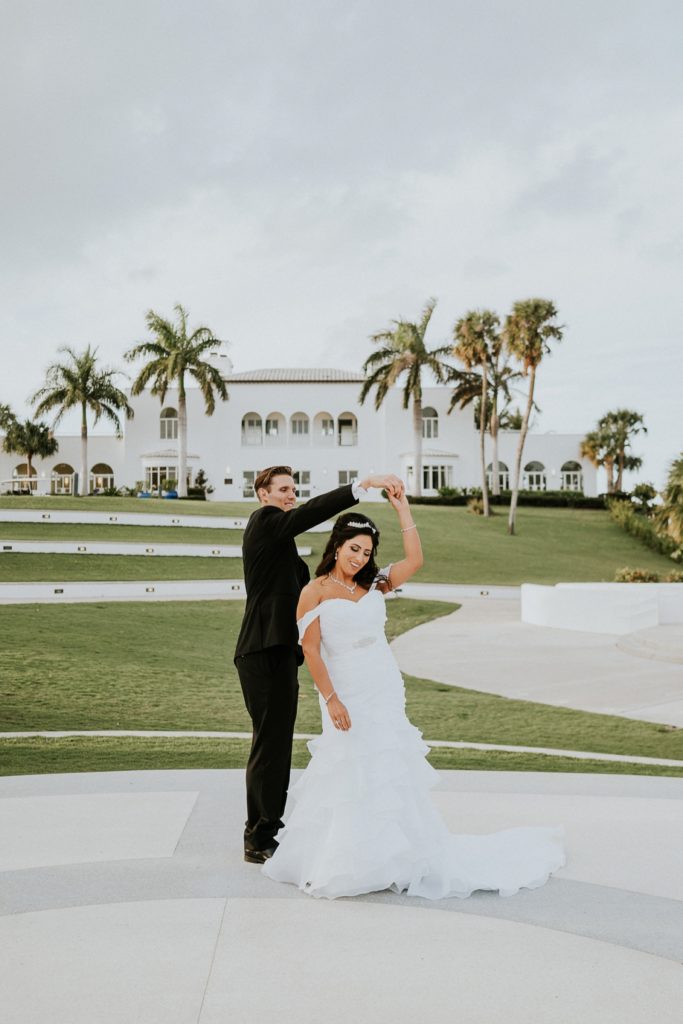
[235,645,299,852]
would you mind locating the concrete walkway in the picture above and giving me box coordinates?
[392,599,683,727]
[1,768,682,1023]
[3,731,683,769]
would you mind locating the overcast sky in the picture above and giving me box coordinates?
[1,0,681,487]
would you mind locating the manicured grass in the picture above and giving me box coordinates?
[0,553,246,581]
[0,600,456,734]
[0,496,255,516]
[2,736,682,779]
[1,503,675,584]
[1,599,682,770]
[0,522,245,544]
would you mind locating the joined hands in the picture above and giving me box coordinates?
[359,473,405,499]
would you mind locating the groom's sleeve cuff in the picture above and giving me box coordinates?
[351,479,368,501]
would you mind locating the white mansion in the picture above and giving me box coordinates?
[0,351,595,500]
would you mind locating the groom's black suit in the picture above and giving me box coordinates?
[234,484,358,852]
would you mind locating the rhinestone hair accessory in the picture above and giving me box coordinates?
[346,520,377,533]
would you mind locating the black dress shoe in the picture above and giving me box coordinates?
[244,846,277,864]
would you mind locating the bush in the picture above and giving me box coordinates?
[614,567,660,582]
[665,570,683,583]
[409,489,606,509]
[608,500,678,557]
[467,497,485,515]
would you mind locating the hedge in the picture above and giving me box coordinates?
[408,490,607,510]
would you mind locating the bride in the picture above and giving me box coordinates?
[262,491,565,899]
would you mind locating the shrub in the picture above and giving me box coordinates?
[408,489,606,509]
[467,497,485,515]
[194,468,214,495]
[614,567,660,582]
[665,570,683,583]
[608,499,678,557]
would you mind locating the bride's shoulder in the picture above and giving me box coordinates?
[298,577,325,611]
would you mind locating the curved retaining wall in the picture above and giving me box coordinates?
[521,582,683,635]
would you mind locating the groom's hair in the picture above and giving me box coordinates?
[254,465,293,498]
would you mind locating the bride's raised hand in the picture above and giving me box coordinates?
[327,694,351,731]
[387,488,410,513]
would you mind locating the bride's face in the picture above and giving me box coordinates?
[337,534,374,578]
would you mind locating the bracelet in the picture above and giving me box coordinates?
[324,690,336,704]
[401,524,418,533]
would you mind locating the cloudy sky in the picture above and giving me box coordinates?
[1,0,681,487]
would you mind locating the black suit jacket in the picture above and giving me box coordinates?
[234,484,358,659]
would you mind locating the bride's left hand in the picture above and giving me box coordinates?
[387,489,410,512]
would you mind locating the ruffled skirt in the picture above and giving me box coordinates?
[262,642,565,900]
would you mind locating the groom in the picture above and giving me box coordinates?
[235,465,403,863]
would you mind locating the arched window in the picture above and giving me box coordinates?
[12,463,37,493]
[561,460,583,493]
[486,461,509,491]
[264,411,285,447]
[51,463,75,495]
[90,463,115,492]
[241,413,263,446]
[422,407,438,439]
[523,461,546,491]
[314,412,335,445]
[337,412,357,447]
[160,407,178,440]
[290,412,310,443]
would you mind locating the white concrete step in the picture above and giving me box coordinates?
[617,625,683,665]
[0,539,310,557]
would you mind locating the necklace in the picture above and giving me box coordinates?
[328,573,357,595]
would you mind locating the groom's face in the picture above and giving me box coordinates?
[259,473,297,512]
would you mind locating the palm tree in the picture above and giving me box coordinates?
[580,427,617,494]
[2,418,58,491]
[360,298,453,497]
[504,298,564,535]
[32,346,133,496]
[450,311,501,515]
[450,318,522,501]
[125,305,228,498]
[655,454,683,546]
[598,409,647,492]
[0,404,16,431]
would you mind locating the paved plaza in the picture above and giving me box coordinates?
[1,768,683,1023]
[393,596,683,726]
[1,594,683,1021]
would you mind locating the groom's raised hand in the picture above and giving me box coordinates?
[359,474,404,499]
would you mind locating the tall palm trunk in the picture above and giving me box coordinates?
[490,396,500,497]
[508,366,536,536]
[479,366,490,515]
[616,446,625,492]
[26,452,34,492]
[606,457,615,493]
[178,380,188,498]
[412,397,423,498]
[80,401,88,496]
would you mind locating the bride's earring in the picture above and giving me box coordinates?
[334,550,338,561]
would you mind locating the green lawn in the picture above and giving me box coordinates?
[2,598,682,778]
[0,502,675,584]
[0,553,246,581]
[0,522,245,544]
[0,495,255,516]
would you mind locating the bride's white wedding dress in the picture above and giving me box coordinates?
[262,581,565,900]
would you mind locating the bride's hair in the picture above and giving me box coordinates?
[315,513,391,591]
